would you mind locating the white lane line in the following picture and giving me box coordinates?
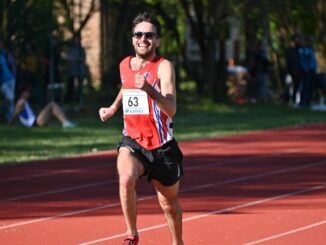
[0,163,111,183]
[0,169,78,183]
[0,154,267,203]
[244,220,326,245]
[2,142,324,204]
[79,185,325,245]
[0,194,156,230]
[4,137,323,183]
[181,161,325,193]
[0,160,324,231]
[186,146,308,171]
[0,180,116,204]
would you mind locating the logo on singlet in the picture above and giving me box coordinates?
[143,72,151,80]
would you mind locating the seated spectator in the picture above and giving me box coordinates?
[8,85,76,128]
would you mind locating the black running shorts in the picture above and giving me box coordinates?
[117,136,184,186]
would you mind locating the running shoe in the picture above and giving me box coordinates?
[122,234,139,245]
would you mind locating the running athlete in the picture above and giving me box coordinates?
[99,12,184,245]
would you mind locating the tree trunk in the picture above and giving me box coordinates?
[215,37,227,102]
[316,0,326,71]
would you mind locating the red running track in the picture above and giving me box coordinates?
[0,124,325,245]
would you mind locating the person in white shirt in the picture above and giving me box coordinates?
[8,85,76,128]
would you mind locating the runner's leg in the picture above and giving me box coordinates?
[117,147,144,237]
[36,102,67,126]
[152,179,184,245]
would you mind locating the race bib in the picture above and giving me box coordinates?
[122,89,149,115]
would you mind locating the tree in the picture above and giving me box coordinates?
[3,0,325,105]
[180,0,231,101]
[99,0,141,99]
[56,0,99,38]
[316,0,326,69]
[234,0,321,98]
[99,0,186,99]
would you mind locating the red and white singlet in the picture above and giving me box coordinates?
[120,56,173,150]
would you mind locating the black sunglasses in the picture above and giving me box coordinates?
[132,32,158,39]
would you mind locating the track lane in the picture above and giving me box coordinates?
[0,124,325,244]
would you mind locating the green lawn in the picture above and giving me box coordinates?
[1,102,325,164]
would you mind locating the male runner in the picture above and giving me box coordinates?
[99,12,184,245]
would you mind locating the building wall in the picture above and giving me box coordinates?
[81,10,101,84]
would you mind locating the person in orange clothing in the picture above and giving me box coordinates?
[99,12,184,245]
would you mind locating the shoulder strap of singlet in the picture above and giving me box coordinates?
[120,56,132,69]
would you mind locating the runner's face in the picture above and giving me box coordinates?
[132,21,160,59]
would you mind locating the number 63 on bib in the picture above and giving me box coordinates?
[122,89,150,115]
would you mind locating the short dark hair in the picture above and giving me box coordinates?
[17,84,32,96]
[132,12,161,37]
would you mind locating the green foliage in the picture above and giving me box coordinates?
[0,111,123,164]
[0,0,325,105]
[1,103,325,164]
[3,1,54,48]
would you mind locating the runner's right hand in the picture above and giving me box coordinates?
[99,107,115,121]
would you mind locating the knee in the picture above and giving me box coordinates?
[119,174,136,193]
[50,101,59,107]
[160,200,181,217]
[47,101,55,108]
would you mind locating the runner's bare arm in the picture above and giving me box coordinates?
[135,59,176,117]
[99,88,123,122]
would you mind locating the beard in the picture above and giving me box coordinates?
[134,44,156,60]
